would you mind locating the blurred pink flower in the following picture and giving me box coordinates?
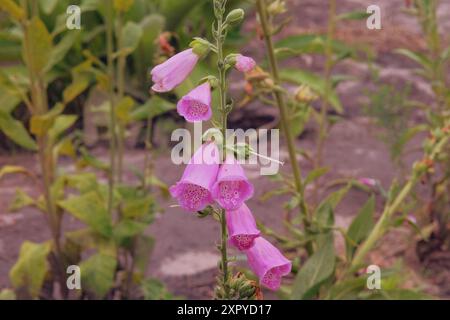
[226,204,260,251]
[170,143,220,212]
[212,155,254,210]
[407,214,417,224]
[358,177,377,187]
[177,82,212,122]
[235,54,256,73]
[246,237,292,291]
[151,48,199,92]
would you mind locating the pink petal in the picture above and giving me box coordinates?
[170,143,220,212]
[177,82,212,122]
[246,237,291,291]
[226,204,260,251]
[212,155,254,210]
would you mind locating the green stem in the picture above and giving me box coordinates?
[256,0,311,246]
[117,11,126,184]
[22,0,67,298]
[142,117,153,191]
[106,0,117,215]
[216,3,230,299]
[315,0,335,170]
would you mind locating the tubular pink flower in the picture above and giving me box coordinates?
[170,143,220,212]
[226,204,260,251]
[235,54,256,73]
[246,237,292,291]
[211,155,254,210]
[150,49,199,92]
[177,82,212,122]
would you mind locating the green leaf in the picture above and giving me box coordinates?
[0,165,33,180]
[280,69,343,113]
[23,17,52,75]
[323,184,351,208]
[113,0,134,12]
[9,241,51,298]
[275,34,353,60]
[78,147,110,172]
[0,84,21,113]
[327,276,367,299]
[64,172,98,193]
[122,196,154,219]
[48,115,77,143]
[63,74,90,104]
[395,49,432,71]
[130,96,176,121]
[116,96,135,124]
[113,220,147,246]
[337,11,371,21]
[79,253,117,298]
[39,0,58,14]
[134,235,155,273]
[65,228,116,256]
[8,188,36,212]
[133,14,165,84]
[58,191,113,237]
[291,235,335,299]
[346,196,375,259]
[315,203,334,230]
[305,167,329,186]
[141,278,174,300]
[121,21,143,55]
[0,0,25,20]
[45,31,79,71]
[144,175,170,198]
[376,288,434,300]
[313,185,350,246]
[0,110,37,150]
[29,103,65,137]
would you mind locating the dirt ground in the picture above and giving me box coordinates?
[1,0,450,299]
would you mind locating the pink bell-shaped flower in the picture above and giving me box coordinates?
[245,237,292,291]
[177,82,212,122]
[211,155,254,210]
[151,48,199,92]
[226,204,260,251]
[170,143,220,212]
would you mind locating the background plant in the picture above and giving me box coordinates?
[0,0,173,300]
[254,0,450,300]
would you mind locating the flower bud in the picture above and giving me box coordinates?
[225,9,245,26]
[200,75,219,89]
[413,160,428,175]
[189,38,211,58]
[196,206,214,218]
[267,0,287,15]
[294,85,318,103]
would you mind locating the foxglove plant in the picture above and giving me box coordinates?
[150,0,291,299]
